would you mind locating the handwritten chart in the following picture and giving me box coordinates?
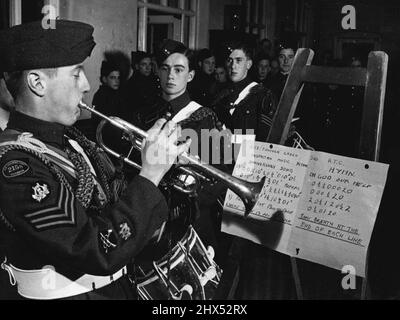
[222,142,389,276]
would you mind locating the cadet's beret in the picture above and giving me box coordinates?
[155,39,196,70]
[155,39,188,65]
[223,41,253,60]
[100,60,119,77]
[0,19,96,72]
[131,51,151,66]
[197,48,214,63]
[277,37,298,52]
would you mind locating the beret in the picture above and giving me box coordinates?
[100,60,119,77]
[131,51,151,66]
[0,19,96,72]
[277,36,298,52]
[219,41,253,62]
[155,39,187,65]
[197,48,214,63]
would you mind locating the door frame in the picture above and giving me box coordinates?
[137,0,198,51]
[9,0,59,26]
[148,15,182,48]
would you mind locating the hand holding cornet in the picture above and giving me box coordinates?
[140,118,191,187]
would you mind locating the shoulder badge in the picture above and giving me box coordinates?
[2,160,30,178]
[119,222,132,241]
[32,183,50,202]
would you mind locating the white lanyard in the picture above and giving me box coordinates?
[230,82,258,115]
[172,101,202,123]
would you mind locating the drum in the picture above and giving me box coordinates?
[133,226,222,300]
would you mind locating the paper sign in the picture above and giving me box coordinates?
[222,142,389,277]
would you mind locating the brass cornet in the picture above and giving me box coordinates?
[79,102,265,217]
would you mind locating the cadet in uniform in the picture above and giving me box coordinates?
[210,42,299,300]
[122,51,161,126]
[138,39,224,259]
[132,41,225,301]
[188,48,218,107]
[268,44,296,101]
[211,41,276,143]
[0,20,190,300]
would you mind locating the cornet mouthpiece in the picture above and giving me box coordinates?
[78,101,86,108]
[78,101,93,110]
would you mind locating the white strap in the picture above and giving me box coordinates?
[1,256,16,286]
[171,101,203,123]
[5,263,127,300]
[230,82,258,115]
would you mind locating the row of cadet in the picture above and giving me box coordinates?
[83,40,364,161]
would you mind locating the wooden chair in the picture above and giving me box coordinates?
[266,48,388,299]
[268,48,388,162]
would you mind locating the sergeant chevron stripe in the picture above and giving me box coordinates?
[260,114,273,126]
[25,183,76,230]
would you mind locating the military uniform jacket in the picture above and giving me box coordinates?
[188,71,218,107]
[0,111,168,282]
[211,76,277,142]
[268,71,289,102]
[122,72,161,124]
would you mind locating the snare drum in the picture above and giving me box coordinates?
[133,226,222,300]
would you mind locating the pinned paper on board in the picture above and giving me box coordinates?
[222,141,389,277]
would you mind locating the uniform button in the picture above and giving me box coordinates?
[246,110,250,114]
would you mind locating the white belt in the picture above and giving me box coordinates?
[1,258,127,300]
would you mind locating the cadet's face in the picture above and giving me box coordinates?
[201,56,216,75]
[139,57,152,77]
[226,49,252,83]
[215,67,227,83]
[158,53,194,101]
[257,59,271,80]
[46,64,90,126]
[278,48,295,74]
[104,71,120,90]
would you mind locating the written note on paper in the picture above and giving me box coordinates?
[223,142,310,252]
[222,142,389,277]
